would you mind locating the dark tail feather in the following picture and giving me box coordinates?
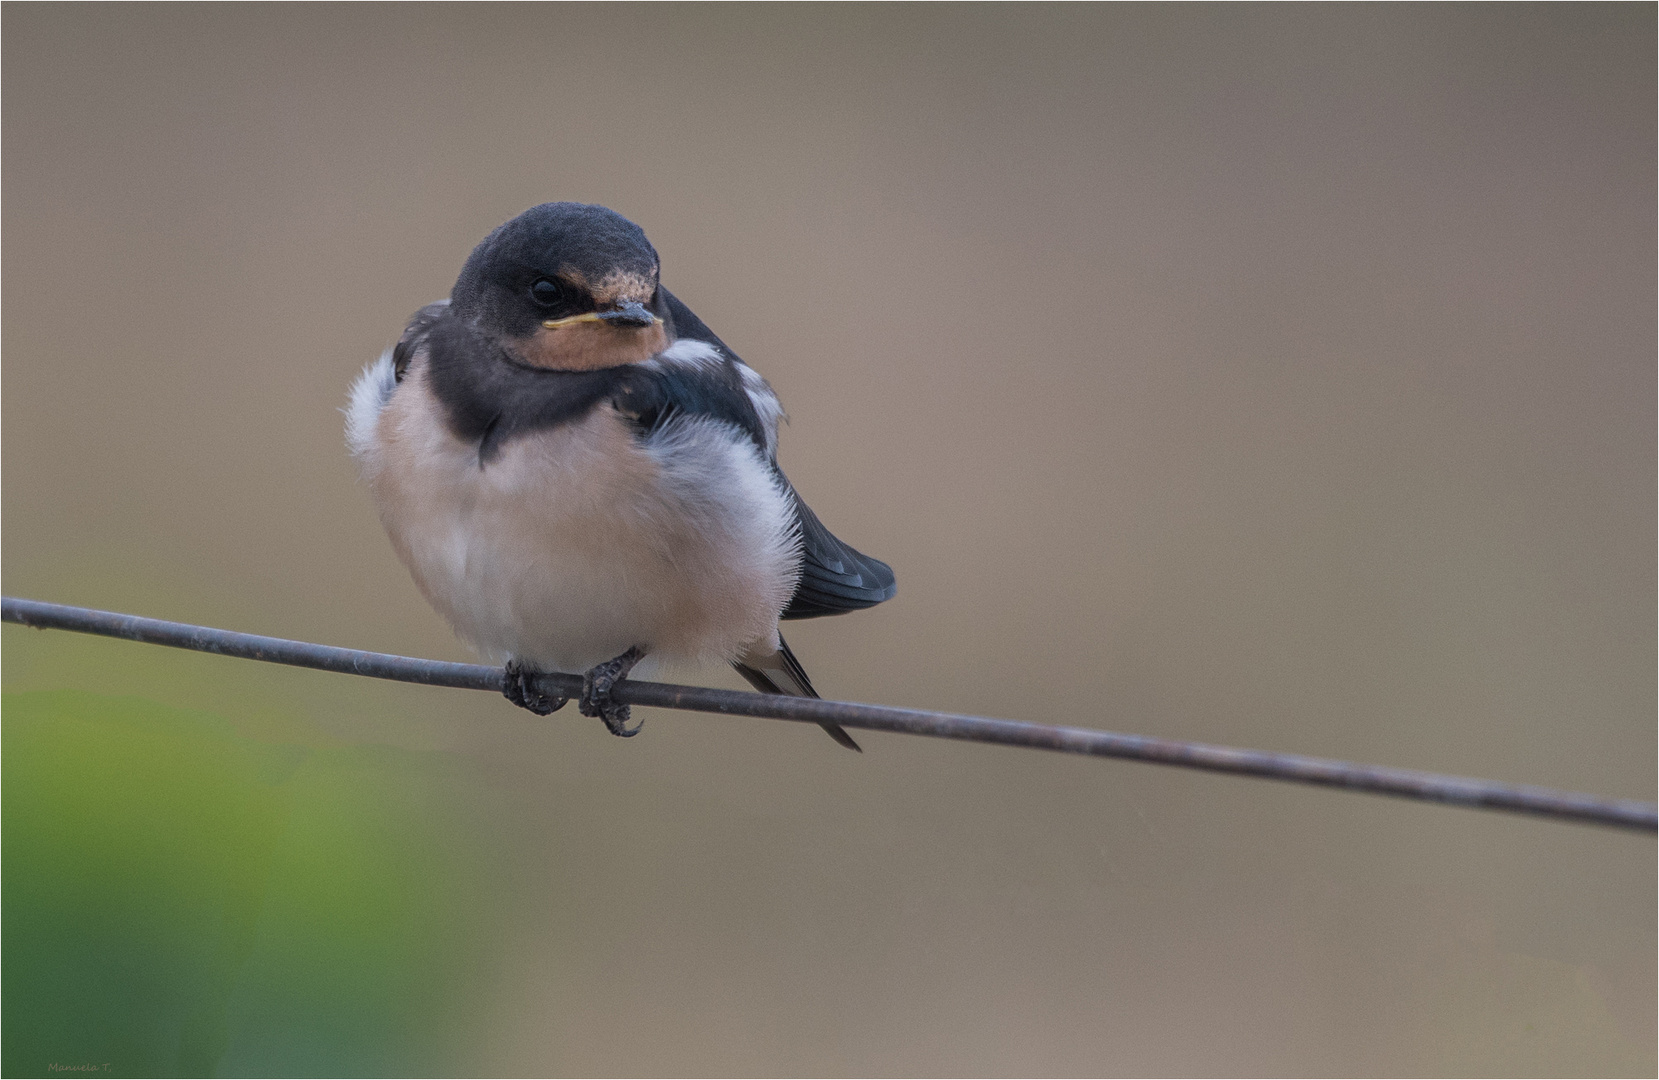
[732,636,862,752]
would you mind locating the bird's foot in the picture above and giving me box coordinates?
[580,646,645,736]
[503,660,567,715]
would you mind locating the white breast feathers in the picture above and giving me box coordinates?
[348,353,803,676]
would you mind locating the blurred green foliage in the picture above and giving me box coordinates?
[3,689,512,1078]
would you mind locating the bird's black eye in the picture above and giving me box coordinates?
[529,278,565,307]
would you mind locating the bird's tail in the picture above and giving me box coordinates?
[732,635,861,752]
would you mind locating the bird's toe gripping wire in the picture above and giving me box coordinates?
[503,659,568,715]
[580,646,646,737]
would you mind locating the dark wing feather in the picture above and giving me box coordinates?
[392,301,450,382]
[659,286,897,620]
[617,358,768,451]
[660,287,737,359]
[782,485,897,620]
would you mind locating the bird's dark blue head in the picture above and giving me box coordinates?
[451,202,668,370]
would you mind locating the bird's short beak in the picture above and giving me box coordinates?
[597,300,658,327]
[542,300,660,330]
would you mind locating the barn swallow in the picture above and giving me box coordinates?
[346,202,894,749]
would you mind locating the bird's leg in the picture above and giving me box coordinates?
[580,646,646,736]
[503,659,567,715]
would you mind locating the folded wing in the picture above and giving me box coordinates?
[656,287,896,622]
[782,486,897,620]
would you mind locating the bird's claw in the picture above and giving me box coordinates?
[579,646,645,737]
[503,660,567,715]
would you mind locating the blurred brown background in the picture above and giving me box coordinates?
[4,4,1654,1075]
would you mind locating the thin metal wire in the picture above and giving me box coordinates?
[4,596,1654,833]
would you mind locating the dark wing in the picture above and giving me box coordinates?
[660,287,738,358]
[392,301,450,382]
[660,285,897,620]
[615,358,769,451]
[782,483,897,620]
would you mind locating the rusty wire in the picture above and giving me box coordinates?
[3,596,1654,834]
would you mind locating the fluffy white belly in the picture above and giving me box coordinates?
[361,366,801,674]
